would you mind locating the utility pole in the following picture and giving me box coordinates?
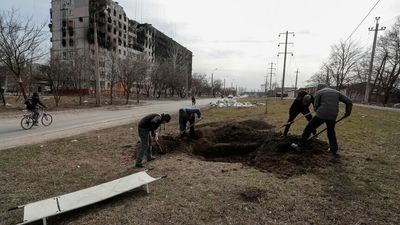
[223,78,226,96]
[268,62,276,91]
[326,66,330,86]
[364,17,386,103]
[210,68,217,97]
[294,69,299,91]
[278,31,294,100]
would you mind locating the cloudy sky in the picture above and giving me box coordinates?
[2,0,400,90]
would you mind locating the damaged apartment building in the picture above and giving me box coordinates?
[50,0,192,92]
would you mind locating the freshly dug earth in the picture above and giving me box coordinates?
[158,119,335,177]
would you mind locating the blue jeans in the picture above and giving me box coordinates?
[136,128,153,165]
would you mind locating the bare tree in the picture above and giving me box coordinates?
[40,56,68,107]
[191,73,210,96]
[0,9,46,100]
[133,55,150,103]
[106,51,119,104]
[119,54,136,104]
[212,79,223,97]
[376,17,400,104]
[327,40,362,89]
[68,53,90,105]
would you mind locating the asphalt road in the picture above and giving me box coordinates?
[0,99,212,151]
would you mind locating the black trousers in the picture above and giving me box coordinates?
[283,108,315,136]
[299,116,338,152]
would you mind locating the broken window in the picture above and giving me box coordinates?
[62,39,66,47]
[79,17,83,22]
[69,39,74,47]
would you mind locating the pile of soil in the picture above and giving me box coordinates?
[250,135,334,177]
[158,119,337,177]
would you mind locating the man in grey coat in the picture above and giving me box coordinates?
[291,84,353,156]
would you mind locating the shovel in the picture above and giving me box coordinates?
[306,116,346,142]
[278,112,312,130]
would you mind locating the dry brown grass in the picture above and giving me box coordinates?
[1,99,399,224]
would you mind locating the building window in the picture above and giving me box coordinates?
[62,31,66,37]
[123,51,126,56]
[62,39,66,47]
[79,17,83,22]
[114,10,116,16]
[119,14,121,19]
[113,28,117,34]
[69,39,74,46]
[62,52,66,59]
[119,49,121,54]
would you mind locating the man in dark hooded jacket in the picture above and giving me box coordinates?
[283,90,315,137]
[27,92,46,125]
[179,108,201,139]
[291,84,352,157]
[135,113,171,168]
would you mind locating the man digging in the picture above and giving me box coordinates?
[291,84,352,157]
[282,90,316,137]
[179,108,201,141]
[135,113,171,168]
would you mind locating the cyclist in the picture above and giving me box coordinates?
[26,92,47,126]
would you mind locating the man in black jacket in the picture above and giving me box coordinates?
[135,113,171,168]
[27,92,47,125]
[291,84,352,157]
[283,90,315,137]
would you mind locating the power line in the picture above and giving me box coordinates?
[345,0,382,43]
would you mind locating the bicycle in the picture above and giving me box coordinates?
[20,107,53,130]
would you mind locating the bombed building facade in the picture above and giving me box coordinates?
[49,0,192,92]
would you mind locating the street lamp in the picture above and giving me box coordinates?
[93,8,108,107]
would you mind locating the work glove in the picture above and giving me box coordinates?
[154,132,159,141]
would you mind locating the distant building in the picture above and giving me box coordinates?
[49,0,192,93]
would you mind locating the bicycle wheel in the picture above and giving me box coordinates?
[21,116,34,130]
[41,113,53,126]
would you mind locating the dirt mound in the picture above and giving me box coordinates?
[250,135,334,177]
[213,121,272,143]
[159,119,337,177]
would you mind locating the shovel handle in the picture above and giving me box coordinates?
[306,116,346,141]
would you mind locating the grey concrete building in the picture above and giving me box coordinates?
[50,0,192,92]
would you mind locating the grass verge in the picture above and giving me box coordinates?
[1,99,399,224]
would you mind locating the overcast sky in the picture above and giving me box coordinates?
[2,0,400,90]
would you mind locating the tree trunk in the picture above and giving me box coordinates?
[17,80,28,100]
[136,82,140,104]
[0,89,5,106]
[110,84,114,105]
[125,91,130,104]
[383,88,391,105]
